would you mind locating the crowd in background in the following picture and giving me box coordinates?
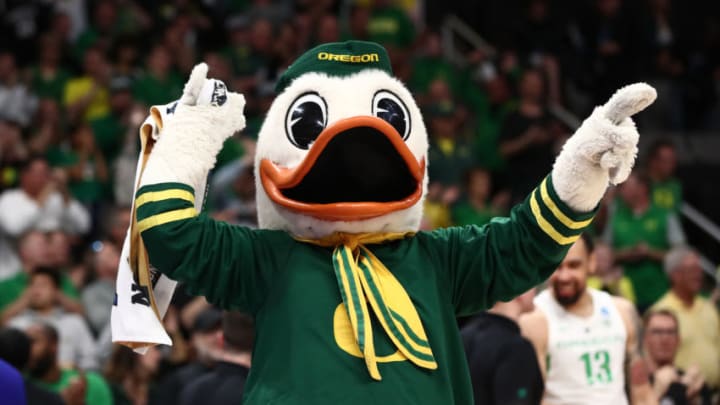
[0,0,718,404]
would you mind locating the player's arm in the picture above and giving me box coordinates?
[614,297,658,405]
[519,309,549,381]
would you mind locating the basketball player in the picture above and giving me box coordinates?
[520,234,657,405]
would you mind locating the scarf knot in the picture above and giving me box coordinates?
[298,232,437,380]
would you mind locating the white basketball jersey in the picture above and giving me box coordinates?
[535,288,628,405]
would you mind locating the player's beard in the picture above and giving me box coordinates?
[553,281,585,307]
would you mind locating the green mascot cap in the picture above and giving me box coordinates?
[275,40,393,93]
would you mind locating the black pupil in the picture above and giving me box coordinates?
[376,98,406,138]
[290,101,325,148]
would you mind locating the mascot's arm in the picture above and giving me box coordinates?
[134,64,287,312]
[440,84,656,315]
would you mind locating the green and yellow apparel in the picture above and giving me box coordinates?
[132,72,184,107]
[132,173,595,404]
[90,114,127,163]
[0,271,79,311]
[367,6,416,48]
[651,178,682,213]
[451,199,504,227]
[30,67,71,103]
[63,77,110,122]
[604,200,683,310]
[587,275,636,304]
[32,368,113,405]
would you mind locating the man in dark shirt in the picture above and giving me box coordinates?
[498,69,564,203]
[461,289,544,405]
[0,327,64,405]
[179,311,255,405]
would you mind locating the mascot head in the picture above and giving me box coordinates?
[255,41,428,238]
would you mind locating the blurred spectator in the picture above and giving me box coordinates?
[106,206,131,249]
[604,171,685,311]
[0,156,91,244]
[466,67,515,171]
[461,289,543,404]
[64,47,112,124]
[66,124,109,208]
[579,0,640,105]
[451,168,508,227]
[132,44,183,107]
[27,99,63,159]
[0,0,54,66]
[646,139,682,213]
[74,0,119,60]
[246,0,292,26]
[422,182,452,230]
[427,99,476,188]
[0,231,81,314]
[0,51,38,127]
[104,345,162,405]
[91,75,134,164]
[367,0,415,49]
[343,5,370,41]
[210,159,257,227]
[0,115,28,179]
[82,241,119,334]
[53,2,87,42]
[179,312,255,405]
[642,309,713,404]
[513,0,566,66]
[587,241,637,303]
[222,16,258,93]
[29,36,71,103]
[155,307,223,405]
[520,234,655,404]
[0,327,64,405]
[640,0,686,130]
[498,69,564,203]
[6,268,97,370]
[160,15,201,74]
[409,32,461,99]
[46,231,72,270]
[111,37,142,78]
[652,246,720,390]
[314,13,340,45]
[24,322,112,405]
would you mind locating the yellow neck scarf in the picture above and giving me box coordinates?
[298,232,437,380]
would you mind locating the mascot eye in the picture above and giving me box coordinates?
[372,90,411,140]
[285,92,328,149]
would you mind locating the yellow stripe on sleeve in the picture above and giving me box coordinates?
[539,178,593,230]
[529,191,581,246]
[135,189,195,208]
[136,207,198,233]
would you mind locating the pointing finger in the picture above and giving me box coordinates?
[603,83,657,125]
[179,63,209,106]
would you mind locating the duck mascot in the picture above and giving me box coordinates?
[130,41,655,403]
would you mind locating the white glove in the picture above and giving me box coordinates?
[140,63,246,190]
[552,83,656,212]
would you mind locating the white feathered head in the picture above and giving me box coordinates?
[254,41,428,238]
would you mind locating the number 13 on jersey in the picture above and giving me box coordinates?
[579,350,613,385]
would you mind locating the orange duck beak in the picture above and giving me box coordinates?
[259,116,425,221]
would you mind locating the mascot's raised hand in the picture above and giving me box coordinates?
[552,83,657,212]
[140,63,246,190]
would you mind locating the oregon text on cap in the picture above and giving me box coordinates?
[317,52,380,63]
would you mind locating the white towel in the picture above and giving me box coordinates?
[110,102,207,354]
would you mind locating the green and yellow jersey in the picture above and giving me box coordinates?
[134,174,594,404]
